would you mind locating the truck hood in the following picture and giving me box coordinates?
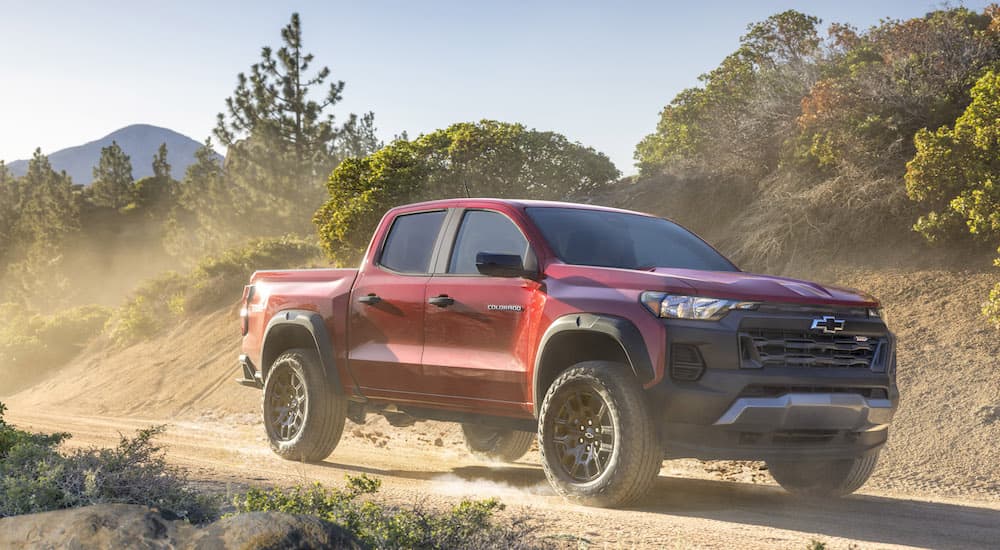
[648,267,878,307]
[544,264,878,307]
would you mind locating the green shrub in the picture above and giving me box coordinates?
[186,235,321,312]
[0,402,68,460]
[314,120,619,260]
[105,235,321,345]
[906,70,1000,246]
[985,282,1000,328]
[104,272,187,346]
[0,401,217,522]
[0,304,111,389]
[234,475,548,550]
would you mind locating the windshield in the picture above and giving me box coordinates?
[526,207,738,272]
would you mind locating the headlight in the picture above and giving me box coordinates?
[640,292,758,321]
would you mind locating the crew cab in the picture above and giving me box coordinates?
[237,199,898,506]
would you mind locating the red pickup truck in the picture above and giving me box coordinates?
[238,198,897,506]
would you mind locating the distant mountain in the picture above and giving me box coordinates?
[6,124,222,185]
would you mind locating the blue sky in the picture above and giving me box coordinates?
[1,1,992,174]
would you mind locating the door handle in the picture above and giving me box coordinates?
[358,294,381,305]
[428,295,455,308]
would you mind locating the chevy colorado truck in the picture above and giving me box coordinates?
[237,198,898,506]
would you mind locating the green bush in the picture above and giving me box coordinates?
[906,70,1000,246]
[985,282,1000,328]
[186,235,321,312]
[0,402,68,460]
[314,120,619,260]
[905,70,1000,326]
[632,7,1000,274]
[0,304,111,389]
[234,475,548,550]
[105,236,321,345]
[0,401,217,522]
[104,272,187,346]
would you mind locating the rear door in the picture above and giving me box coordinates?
[422,209,540,411]
[348,209,447,397]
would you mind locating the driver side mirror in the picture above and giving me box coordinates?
[476,252,535,278]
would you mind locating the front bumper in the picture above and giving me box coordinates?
[713,393,893,432]
[649,309,899,461]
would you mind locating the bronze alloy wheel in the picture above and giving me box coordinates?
[266,362,308,441]
[551,386,616,482]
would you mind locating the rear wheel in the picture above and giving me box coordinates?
[461,423,535,462]
[767,452,879,497]
[262,348,346,462]
[538,361,661,507]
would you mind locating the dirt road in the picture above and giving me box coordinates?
[8,409,999,549]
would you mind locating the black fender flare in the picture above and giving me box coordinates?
[532,313,654,416]
[261,309,344,395]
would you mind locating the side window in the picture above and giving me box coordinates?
[379,210,447,274]
[448,210,529,274]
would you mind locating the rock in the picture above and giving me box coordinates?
[975,405,1000,425]
[0,504,360,549]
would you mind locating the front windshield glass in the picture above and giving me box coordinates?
[526,207,738,272]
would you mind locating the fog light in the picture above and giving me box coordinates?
[671,344,705,381]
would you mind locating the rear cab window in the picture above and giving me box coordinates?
[378,210,447,274]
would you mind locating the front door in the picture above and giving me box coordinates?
[422,209,539,411]
[348,209,446,398]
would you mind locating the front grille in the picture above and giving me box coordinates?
[754,304,870,318]
[741,329,883,369]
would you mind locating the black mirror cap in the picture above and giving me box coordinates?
[476,252,535,278]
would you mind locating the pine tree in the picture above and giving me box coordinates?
[135,142,176,214]
[0,161,20,268]
[19,149,79,245]
[152,142,171,180]
[3,149,80,304]
[214,12,376,236]
[90,140,135,210]
[337,112,383,160]
[165,138,239,256]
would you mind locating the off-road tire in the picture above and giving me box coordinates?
[262,348,346,462]
[538,361,661,507]
[461,423,535,462]
[767,452,879,497]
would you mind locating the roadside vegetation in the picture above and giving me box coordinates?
[632,6,1000,323]
[0,401,217,522]
[235,476,548,549]
[0,400,546,548]
[105,235,321,346]
[0,304,110,389]
[314,119,619,260]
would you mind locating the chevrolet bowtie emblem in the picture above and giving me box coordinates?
[810,316,845,334]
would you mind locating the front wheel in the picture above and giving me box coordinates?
[262,348,346,462]
[538,361,661,507]
[767,452,879,497]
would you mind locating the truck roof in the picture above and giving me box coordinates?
[388,197,654,217]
